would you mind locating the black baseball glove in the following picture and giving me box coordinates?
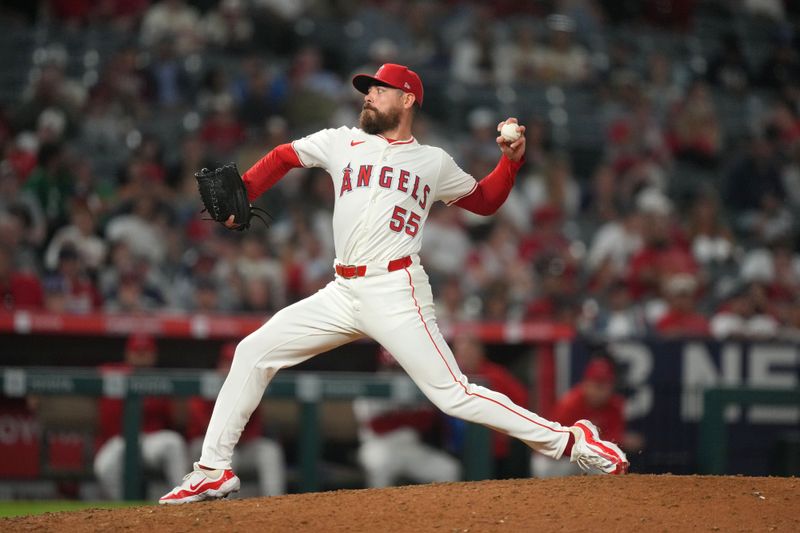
[195,163,270,231]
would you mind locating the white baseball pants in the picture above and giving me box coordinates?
[200,257,571,470]
[94,430,188,500]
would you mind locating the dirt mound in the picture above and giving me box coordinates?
[4,475,799,532]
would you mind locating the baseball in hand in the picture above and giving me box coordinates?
[500,122,521,143]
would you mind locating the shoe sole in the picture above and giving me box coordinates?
[159,476,241,505]
[575,421,629,475]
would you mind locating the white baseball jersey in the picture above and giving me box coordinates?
[292,126,478,264]
[191,125,595,482]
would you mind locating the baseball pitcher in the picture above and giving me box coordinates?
[160,63,628,504]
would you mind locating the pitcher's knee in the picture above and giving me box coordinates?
[232,335,266,367]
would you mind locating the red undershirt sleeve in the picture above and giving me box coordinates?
[241,143,304,202]
[454,155,524,215]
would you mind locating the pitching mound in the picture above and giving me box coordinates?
[4,475,799,532]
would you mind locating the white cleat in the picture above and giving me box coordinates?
[159,462,241,505]
[570,419,629,475]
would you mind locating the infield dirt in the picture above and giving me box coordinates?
[3,475,798,532]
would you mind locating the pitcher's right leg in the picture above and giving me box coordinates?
[200,280,362,470]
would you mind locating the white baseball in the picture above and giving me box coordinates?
[500,122,521,143]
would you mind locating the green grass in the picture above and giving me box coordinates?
[0,501,150,518]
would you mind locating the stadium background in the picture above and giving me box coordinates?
[0,0,798,509]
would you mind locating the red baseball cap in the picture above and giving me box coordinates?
[352,63,424,107]
[582,358,616,384]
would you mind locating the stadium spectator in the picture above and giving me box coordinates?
[710,282,780,340]
[23,142,74,228]
[625,189,696,301]
[587,279,648,339]
[0,244,43,310]
[201,0,254,53]
[536,14,591,84]
[706,33,754,94]
[41,246,102,314]
[654,273,710,337]
[44,203,106,272]
[139,0,201,56]
[685,188,735,267]
[667,80,722,166]
[93,334,189,500]
[186,342,286,496]
[354,348,460,488]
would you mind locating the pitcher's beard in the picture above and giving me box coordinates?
[360,106,401,135]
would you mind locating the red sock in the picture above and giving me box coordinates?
[563,432,575,457]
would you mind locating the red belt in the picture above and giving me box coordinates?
[335,255,412,279]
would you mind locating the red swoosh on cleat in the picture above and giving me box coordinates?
[350,140,365,146]
[189,480,205,491]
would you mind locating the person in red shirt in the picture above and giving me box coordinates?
[0,244,43,310]
[655,273,711,337]
[186,343,286,496]
[93,334,189,500]
[532,355,638,477]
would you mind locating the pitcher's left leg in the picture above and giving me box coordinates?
[360,267,571,460]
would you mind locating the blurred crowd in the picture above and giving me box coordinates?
[0,0,799,341]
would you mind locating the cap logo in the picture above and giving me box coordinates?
[404,82,411,89]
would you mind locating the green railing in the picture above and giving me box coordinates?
[1,368,491,500]
[698,387,800,474]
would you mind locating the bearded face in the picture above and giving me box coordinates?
[359,100,402,135]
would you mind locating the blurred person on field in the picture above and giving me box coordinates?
[447,336,528,476]
[354,348,460,488]
[654,273,710,337]
[533,353,639,477]
[187,343,286,496]
[94,334,189,500]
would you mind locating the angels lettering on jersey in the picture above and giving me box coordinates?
[339,161,430,211]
